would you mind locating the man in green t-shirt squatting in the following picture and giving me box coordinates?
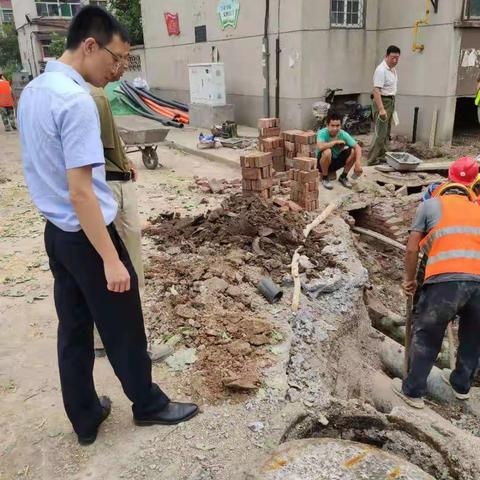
[316,111,363,190]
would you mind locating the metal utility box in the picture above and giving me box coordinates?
[188,63,226,106]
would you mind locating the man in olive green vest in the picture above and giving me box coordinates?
[90,55,170,362]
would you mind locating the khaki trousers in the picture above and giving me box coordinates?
[94,179,145,349]
[367,96,395,166]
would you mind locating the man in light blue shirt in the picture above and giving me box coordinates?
[20,61,118,232]
[18,5,198,446]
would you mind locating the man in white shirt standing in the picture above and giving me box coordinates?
[367,45,401,166]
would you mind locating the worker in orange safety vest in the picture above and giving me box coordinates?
[0,72,16,132]
[392,156,480,409]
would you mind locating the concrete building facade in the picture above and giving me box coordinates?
[140,0,480,145]
[11,0,106,76]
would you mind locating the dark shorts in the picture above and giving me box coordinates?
[318,147,352,172]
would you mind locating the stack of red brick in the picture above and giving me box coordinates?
[241,152,274,200]
[258,118,285,172]
[353,196,421,244]
[282,130,317,169]
[289,157,319,211]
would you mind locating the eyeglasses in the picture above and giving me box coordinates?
[101,44,129,71]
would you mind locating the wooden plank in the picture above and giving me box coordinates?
[375,162,452,173]
[291,247,302,312]
[303,201,338,238]
[352,226,406,251]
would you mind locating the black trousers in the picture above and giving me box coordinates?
[44,221,169,437]
[403,281,480,398]
[317,147,352,173]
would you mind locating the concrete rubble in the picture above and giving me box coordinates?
[140,178,480,478]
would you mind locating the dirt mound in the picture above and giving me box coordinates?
[145,194,328,278]
[143,194,328,402]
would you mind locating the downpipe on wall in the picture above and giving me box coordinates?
[263,0,271,117]
[275,0,281,118]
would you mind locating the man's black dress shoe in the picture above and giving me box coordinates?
[134,402,199,426]
[77,396,112,446]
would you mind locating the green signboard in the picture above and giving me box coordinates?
[218,0,240,30]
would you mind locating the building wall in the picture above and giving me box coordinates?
[142,0,472,144]
[140,0,383,132]
[13,0,51,74]
[141,0,270,125]
[11,0,36,29]
[121,45,147,83]
[375,0,463,143]
[11,0,91,75]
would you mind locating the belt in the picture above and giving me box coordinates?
[106,170,132,182]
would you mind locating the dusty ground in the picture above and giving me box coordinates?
[0,129,300,480]
[3,124,480,480]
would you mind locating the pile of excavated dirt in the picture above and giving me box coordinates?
[389,134,480,161]
[142,194,329,402]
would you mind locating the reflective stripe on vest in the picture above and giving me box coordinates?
[419,195,480,279]
[0,80,14,108]
[428,249,480,264]
[421,226,480,254]
[476,89,480,106]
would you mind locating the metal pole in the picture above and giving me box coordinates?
[275,0,281,118]
[262,0,270,117]
[412,106,419,143]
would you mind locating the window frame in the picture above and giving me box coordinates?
[330,0,366,29]
[1,8,14,23]
[89,1,108,8]
[35,1,81,18]
[463,0,480,20]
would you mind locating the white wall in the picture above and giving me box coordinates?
[141,0,466,143]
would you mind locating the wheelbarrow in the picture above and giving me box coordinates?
[115,115,170,170]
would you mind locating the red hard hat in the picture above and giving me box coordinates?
[448,157,479,185]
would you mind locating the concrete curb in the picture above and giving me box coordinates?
[164,140,241,170]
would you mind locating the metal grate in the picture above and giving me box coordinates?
[331,0,364,28]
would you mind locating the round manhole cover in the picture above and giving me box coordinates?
[254,438,434,480]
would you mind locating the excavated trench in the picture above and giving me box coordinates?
[266,209,480,480]
[280,412,452,480]
[142,192,480,479]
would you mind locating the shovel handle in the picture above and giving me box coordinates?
[403,296,414,379]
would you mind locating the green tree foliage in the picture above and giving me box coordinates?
[108,0,143,46]
[49,33,66,59]
[0,24,21,80]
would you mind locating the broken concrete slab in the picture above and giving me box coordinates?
[302,268,343,296]
[252,438,434,479]
[165,348,198,371]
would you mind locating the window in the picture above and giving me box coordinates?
[331,0,364,28]
[40,39,54,58]
[1,8,14,23]
[35,1,81,18]
[89,1,108,8]
[195,25,207,43]
[464,0,480,19]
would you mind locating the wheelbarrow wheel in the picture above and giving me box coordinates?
[142,147,159,170]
